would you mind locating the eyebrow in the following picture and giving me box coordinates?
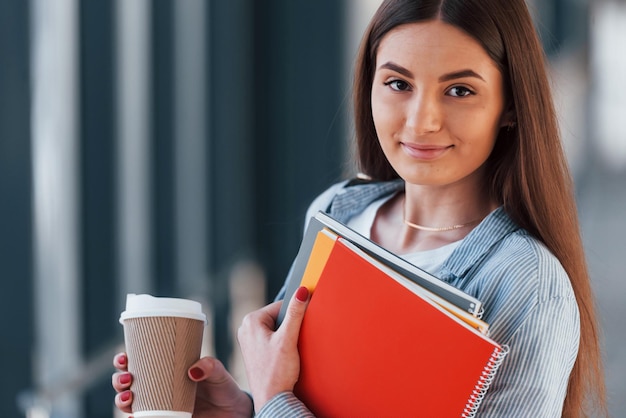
[378,61,486,83]
[439,69,485,83]
[379,62,414,78]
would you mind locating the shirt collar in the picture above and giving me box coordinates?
[327,178,404,222]
[327,179,520,283]
[439,207,520,282]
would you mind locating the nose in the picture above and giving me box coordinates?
[406,93,442,135]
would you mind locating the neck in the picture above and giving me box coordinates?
[401,181,496,232]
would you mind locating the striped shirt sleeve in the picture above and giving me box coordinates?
[478,296,579,416]
[256,391,315,418]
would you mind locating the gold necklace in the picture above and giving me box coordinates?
[402,205,481,232]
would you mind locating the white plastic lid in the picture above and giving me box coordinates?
[119,294,207,324]
[133,411,191,418]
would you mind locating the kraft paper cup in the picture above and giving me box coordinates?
[120,294,207,418]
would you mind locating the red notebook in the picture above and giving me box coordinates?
[294,238,507,418]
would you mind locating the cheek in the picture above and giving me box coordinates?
[371,110,388,142]
[371,94,385,131]
[447,114,501,169]
[372,102,401,143]
[371,88,402,132]
[450,109,501,146]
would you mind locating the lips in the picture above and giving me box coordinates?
[401,142,453,160]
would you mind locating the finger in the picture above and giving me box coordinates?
[239,301,282,336]
[114,390,133,414]
[113,352,128,371]
[188,357,241,398]
[112,371,133,392]
[263,300,282,317]
[188,356,223,383]
[279,286,310,338]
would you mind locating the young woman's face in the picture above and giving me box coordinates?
[371,20,507,187]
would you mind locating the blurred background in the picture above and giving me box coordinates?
[0,0,624,417]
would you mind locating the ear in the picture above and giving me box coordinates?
[499,107,516,129]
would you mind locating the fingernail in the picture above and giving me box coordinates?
[189,367,204,380]
[118,354,127,365]
[295,286,309,302]
[119,373,131,385]
[120,391,131,402]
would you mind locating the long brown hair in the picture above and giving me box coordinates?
[353,0,607,416]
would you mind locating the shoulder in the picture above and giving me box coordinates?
[472,227,578,344]
[302,178,405,227]
[485,228,574,302]
[446,208,577,337]
[451,208,573,304]
[302,179,350,222]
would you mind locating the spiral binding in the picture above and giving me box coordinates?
[461,344,510,418]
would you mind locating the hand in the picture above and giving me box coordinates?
[237,286,310,412]
[112,353,253,418]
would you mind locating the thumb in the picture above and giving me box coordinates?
[187,357,253,410]
[280,286,310,338]
[188,356,229,384]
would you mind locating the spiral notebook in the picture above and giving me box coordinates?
[294,234,508,418]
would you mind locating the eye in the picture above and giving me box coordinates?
[384,79,411,92]
[447,86,475,97]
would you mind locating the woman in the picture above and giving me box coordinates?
[113,0,607,416]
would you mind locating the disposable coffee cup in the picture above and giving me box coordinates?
[119,293,207,418]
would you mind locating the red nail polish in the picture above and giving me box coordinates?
[295,286,309,302]
[118,354,127,365]
[189,367,204,380]
[120,391,131,402]
[119,373,131,385]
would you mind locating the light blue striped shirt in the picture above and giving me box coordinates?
[260,180,579,417]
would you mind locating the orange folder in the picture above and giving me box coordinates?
[295,238,507,418]
[299,228,337,293]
